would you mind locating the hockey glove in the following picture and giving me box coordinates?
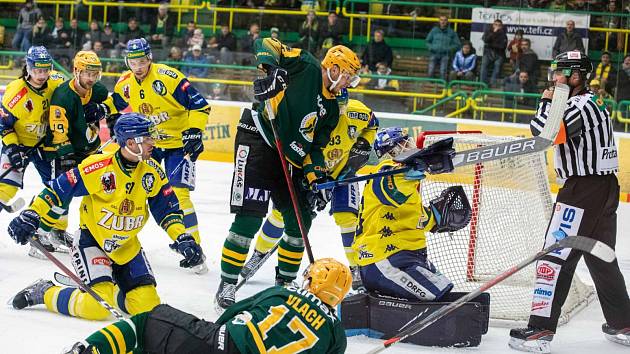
[306,177,333,212]
[56,153,78,173]
[181,127,204,161]
[339,137,372,179]
[4,144,28,170]
[170,233,204,268]
[83,102,110,124]
[253,66,289,102]
[428,186,471,233]
[8,209,40,245]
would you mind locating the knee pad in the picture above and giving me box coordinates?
[0,183,19,204]
[333,211,358,232]
[124,285,161,315]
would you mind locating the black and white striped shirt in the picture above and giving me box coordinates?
[530,90,618,179]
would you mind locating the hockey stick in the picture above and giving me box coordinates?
[0,138,47,213]
[365,235,615,354]
[28,237,125,320]
[235,242,280,291]
[95,137,115,154]
[315,84,570,191]
[265,99,315,264]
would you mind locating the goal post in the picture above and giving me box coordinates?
[417,130,595,324]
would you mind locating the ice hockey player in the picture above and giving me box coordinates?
[45,50,113,250]
[241,98,378,290]
[509,51,630,353]
[64,258,350,354]
[0,46,65,255]
[7,113,204,321]
[352,127,471,301]
[215,38,361,311]
[110,38,211,273]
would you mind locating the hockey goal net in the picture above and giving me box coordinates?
[418,130,595,324]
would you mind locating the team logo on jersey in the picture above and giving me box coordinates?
[139,102,154,115]
[299,112,317,143]
[54,108,62,118]
[152,80,167,96]
[119,198,135,215]
[123,84,130,99]
[101,172,116,194]
[85,125,99,143]
[347,125,357,139]
[23,98,34,112]
[103,239,121,253]
[326,148,343,163]
[142,173,155,193]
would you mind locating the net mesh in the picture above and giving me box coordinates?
[420,131,595,324]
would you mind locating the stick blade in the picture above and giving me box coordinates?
[559,236,616,263]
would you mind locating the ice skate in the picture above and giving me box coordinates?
[602,323,630,346]
[9,279,54,310]
[214,280,236,314]
[508,326,554,354]
[240,250,267,280]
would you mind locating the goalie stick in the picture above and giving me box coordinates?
[314,83,570,191]
[28,237,125,320]
[364,235,616,354]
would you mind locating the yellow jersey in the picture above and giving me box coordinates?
[112,63,211,149]
[31,150,186,264]
[352,159,436,266]
[0,72,65,147]
[321,99,378,179]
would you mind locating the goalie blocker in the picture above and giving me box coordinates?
[341,291,490,347]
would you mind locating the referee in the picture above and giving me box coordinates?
[509,51,630,353]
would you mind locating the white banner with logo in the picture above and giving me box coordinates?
[470,8,590,61]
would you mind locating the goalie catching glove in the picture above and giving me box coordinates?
[394,137,456,174]
[426,186,472,233]
[253,65,289,102]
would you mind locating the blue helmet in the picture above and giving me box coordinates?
[114,113,156,147]
[374,127,410,158]
[25,46,53,71]
[125,38,152,65]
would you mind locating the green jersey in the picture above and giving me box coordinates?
[217,285,347,354]
[253,38,340,183]
[46,80,110,159]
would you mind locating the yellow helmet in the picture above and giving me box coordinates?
[322,45,361,77]
[304,258,352,307]
[73,51,102,72]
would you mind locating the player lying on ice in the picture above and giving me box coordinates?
[7,113,204,321]
[352,126,472,301]
[63,258,351,354]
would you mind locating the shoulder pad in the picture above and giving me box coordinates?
[144,158,167,180]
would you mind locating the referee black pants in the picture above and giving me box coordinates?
[529,174,630,332]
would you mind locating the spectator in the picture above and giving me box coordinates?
[508,29,524,73]
[319,11,343,52]
[187,28,205,51]
[517,38,540,83]
[426,15,460,80]
[591,51,615,94]
[119,17,144,47]
[92,40,104,54]
[183,44,209,94]
[149,3,176,48]
[50,17,69,49]
[567,0,588,11]
[100,22,118,50]
[552,20,585,57]
[480,19,508,87]
[209,25,237,64]
[209,83,228,100]
[503,71,538,108]
[67,18,84,51]
[589,79,612,100]
[12,0,42,51]
[82,20,102,50]
[548,0,567,10]
[240,23,260,53]
[270,27,280,40]
[614,54,630,101]
[368,62,399,91]
[598,0,623,51]
[356,64,372,89]
[179,21,197,47]
[361,29,393,72]
[449,41,477,81]
[31,16,51,47]
[527,0,551,8]
[297,10,320,54]
[167,46,183,69]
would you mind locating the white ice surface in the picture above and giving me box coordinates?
[0,160,628,353]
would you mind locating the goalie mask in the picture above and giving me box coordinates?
[303,258,352,307]
[429,186,472,233]
[374,127,414,158]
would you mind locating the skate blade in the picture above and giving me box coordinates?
[605,333,630,346]
[27,246,49,260]
[192,262,209,275]
[508,337,551,354]
[213,298,226,315]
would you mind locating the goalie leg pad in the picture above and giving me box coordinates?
[144,304,237,353]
